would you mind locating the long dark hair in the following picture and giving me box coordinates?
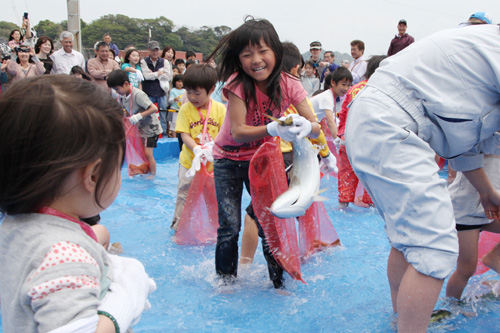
[124,48,140,65]
[0,75,125,216]
[207,16,283,110]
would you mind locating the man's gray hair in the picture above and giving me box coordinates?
[59,31,74,41]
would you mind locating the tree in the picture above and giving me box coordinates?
[33,20,63,40]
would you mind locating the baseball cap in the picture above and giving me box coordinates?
[398,19,407,25]
[469,12,492,24]
[310,41,322,50]
[148,40,160,50]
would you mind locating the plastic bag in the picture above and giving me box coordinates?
[475,231,500,275]
[249,137,304,283]
[123,117,149,176]
[174,163,219,245]
[298,201,341,259]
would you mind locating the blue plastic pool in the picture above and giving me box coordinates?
[1,139,499,332]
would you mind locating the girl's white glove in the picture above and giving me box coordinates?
[288,114,312,140]
[266,116,297,142]
[98,255,156,332]
[266,114,312,142]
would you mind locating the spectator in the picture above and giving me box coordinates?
[86,41,120,90]
[185,50,198,63]
[307,41,327,76]
[103,33,121,62]
[50,31,85,74]
[35,36,54,74]
[174,58,186,74]
[5,45,45,83]
[345,40,367,85]
[387,19,415,56]
[320,51,339,84]
[8,16,31,51]
[140,41,171,123]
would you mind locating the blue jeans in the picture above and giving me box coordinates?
[148,95,167,135]
[213,158,284,288]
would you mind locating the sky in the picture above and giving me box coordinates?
[2,0,499,55]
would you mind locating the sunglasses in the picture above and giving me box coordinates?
[17,48,30,53]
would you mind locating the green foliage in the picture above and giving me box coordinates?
[1,15,231,57]
[33,19,63,40]
[0,21,20,41]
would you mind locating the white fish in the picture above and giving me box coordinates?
[270,137,325,218]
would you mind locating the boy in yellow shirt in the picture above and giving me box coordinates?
[171,64,226,231]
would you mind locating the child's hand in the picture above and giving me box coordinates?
[288,114,313,140]
[186,143,214,178]
[319,153,338,174]
[266,116,297,142]
[129,113,143,125]
[98,255,156,332]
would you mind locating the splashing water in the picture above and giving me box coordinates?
[1,152,499,332]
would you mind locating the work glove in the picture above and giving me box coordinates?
[266,116,298,142]
[333,137,341,151]
[186,142,214,178]
[288,114,313,140]
[98,254,156,332]
[319,153,338,174]
[266,114,313,142]
[129,113,143,125]
[135,70,144,82]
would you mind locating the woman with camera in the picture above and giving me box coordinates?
[6,45,45,83]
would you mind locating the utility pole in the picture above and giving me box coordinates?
[67,0,81,52]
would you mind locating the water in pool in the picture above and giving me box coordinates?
[1,149,499,332]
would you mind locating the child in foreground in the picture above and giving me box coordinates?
[171,64,226,231]
[207,17,320,289]
[0,75,155,332]
[446,154,500,300]
[108,69,162,178]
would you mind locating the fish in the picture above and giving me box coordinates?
[269,134,326,219]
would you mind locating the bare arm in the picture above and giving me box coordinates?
[228,91,269,143]
[138,103,158,118]
[324,109,338,139]
[463,167,500,221]
[180,132,198,151]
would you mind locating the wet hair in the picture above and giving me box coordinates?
[185,50,196,59]
[106,69,130,87]
[365,55,387,80]
[207,16,283,110]
[350,40,365,52]
[9,29,22,41]
[0,75,125,217]
[330,67,353,84]
[174,59,185,66]
[70,66,93,81]
[124,48,140,65]
[282,42,303,73]
[172,74,183,87]
[161,46,176,60]
[35,36,54,55]
[182,64,217,94]
[304,60,319,78]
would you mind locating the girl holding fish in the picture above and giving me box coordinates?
[207,17,320,289]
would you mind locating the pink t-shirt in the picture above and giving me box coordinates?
[213,72,307,161]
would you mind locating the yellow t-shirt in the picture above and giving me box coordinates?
[175,100,226,169]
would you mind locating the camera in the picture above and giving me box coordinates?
[0,43,13,61]
[24,12,28,19]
